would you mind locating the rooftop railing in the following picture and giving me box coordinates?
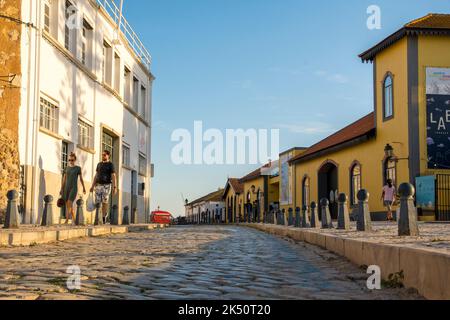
[96,0,152,71]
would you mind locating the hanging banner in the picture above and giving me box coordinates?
[426,68,450,169]
[415,176,435,210]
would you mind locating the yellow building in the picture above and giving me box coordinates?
[223,178,244,223]
[290,14,450,221]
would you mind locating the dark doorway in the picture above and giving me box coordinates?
[318,162,339,219]
[131,170,138,221]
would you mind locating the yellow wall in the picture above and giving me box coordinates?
[417,35,450,176]
[223,186,243,223]
[243,177,265,220]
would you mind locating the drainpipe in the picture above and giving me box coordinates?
[30,0,42,225]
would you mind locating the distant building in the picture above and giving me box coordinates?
[185,189,225,224]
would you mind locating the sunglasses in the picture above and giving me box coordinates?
[69,159,75,162]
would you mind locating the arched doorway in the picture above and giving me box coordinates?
[318,161,339,219]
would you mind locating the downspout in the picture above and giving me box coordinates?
[30,0,42,224]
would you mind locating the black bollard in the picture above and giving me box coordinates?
[295,207,301,228]
[288,208,294,226]
[320,198,333,229]
[4,190,20,229]
[356,190,372,232]
[398,183,420,237]
[302,205,311,228]
[281,209,286,226]
[94,202,103,226]
[131,207,138,224]
[123,206,130,225]
[75,199,85,226]
[110,205,119,225]
[310,202,320,229]
[41,195,54,227]
[337,193,350,230]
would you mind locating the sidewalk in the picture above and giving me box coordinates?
[0,224,168,247]
[244,222,450,300]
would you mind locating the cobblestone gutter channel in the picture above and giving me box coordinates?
[244,223,450,300]
[0,224,169,247]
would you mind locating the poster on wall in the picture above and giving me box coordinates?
[280,154,292,205]
[426,67,450,169]
[415,176,435,210]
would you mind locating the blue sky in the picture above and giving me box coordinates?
[123,0,449,216]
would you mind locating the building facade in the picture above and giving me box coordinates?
[290,14,450,221]
[223,178,244,224]
[14,0,154,224]
[185,189,225,224]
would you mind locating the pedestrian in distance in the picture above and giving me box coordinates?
[381,179,396,222]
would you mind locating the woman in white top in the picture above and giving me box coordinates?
[381,179,396,222]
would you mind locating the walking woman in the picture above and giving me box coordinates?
[60,153,86,224]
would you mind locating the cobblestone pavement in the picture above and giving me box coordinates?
[0,225,423,300]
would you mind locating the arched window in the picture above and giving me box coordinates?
[383,74,394,119]
[302,176,310,207]
[350,163,361,205]
[384,157,397,186]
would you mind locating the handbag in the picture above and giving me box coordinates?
[57,198,65,208]
[86,192,96,212]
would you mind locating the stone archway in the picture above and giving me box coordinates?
[318,161,339,219]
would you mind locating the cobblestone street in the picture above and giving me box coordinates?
[0,226,422,300]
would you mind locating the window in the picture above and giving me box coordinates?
[64,0,76,54]
[383,74,394,119]
[133,77,139,112]
[122,144,130,167]
[40,96,59,133]
[140,85,147,118]
[61,141,69,172]
[139,154,147,176]
[350,164,361,205]
[384,157,397,186]
[302,177,310,207]
[78,119,93,149]
[102,40,112,85]
[124,67,131,105]
[114,53,121,92]
[81,19,93,69]
[44,1,50,33]
[44,0,58,38]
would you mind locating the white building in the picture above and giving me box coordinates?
[185,189,225,224]
[18,0,154,224]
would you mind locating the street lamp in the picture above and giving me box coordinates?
[384,144,394,158]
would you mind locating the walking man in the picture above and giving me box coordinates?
[90,150,117,223]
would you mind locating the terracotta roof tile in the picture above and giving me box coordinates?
[187,189,224,206]
[406,13,450,29]
[290,113,375,164]
[228,178,244,194]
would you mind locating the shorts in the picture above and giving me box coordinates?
[384,200,394,211]
[95,184,112,204]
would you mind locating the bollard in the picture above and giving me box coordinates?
[131,207,138,224]
[356,189,372,232]
[110,205,119,225]
[295,207,301,228]
[4,190,20,229]
[398,183,420,236]
[320,198,333,229]
[41,195,55,227]
[281,209,286,226]
[122,206,130,225]
[94,202,103,226]
[288,208,294,226]
[75,199,85,226]
[337,193,350,230]
[310,202,320,229]
[302,205,311,228]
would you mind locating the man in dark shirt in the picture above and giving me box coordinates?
[90,150,117,223]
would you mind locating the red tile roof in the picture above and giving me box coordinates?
[290,113,376,164]
[228,178,244,194]
[187,189,224,206]
[360,13,450,62]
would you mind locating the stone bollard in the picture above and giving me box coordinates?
[281,209,286,226]
[310,202,320,229]
[320,198,333,229]
[337,193,350,230]
[110,205,119,225]
[123,206,130,225]
[41,195,55,227]
[75,199,85,226]
[288,208,294,226]
[295,207,301,228]
[4,190,20,229]
[94,203,103,226]
[398,183,420,237]
[131,208,138,224]
[302,205,311,228]
[356,190,372,232]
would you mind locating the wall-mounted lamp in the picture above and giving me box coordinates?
[384,144,394,158]
[251,185,256,194]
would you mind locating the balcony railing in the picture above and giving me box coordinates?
[96,0,152,71]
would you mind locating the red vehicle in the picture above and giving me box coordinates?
[150,210,173,224]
